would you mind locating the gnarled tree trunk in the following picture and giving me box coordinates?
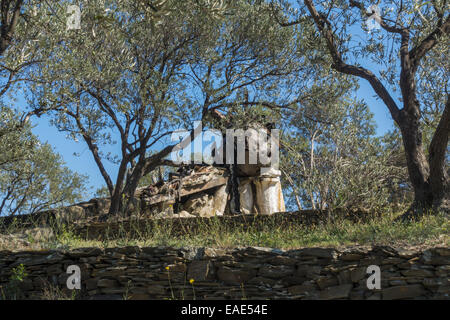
[397,103,449,216]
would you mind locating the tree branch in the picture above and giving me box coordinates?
[303,0,401,122]
[410,15,450,72]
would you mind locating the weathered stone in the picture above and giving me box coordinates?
[128,287,150,294]
[316,276,339,290]
[204,247,228,258]
[366,292,382,300]
[67,247,103,258]
[181,247,205,260]
[401,269,434,277]
[0,245,447,300]
[298,248,338,259]
[350,267,366,283]
[24,227,54,242]
[248,247,284,255]
[372,246,399,257]
[183,193,216,218]
[341,253,364,261]
[97,279,119,288]
[17,279,34,291]
[288,283,318,295]
[46,264,63,275]
[390,279,408,286]
[147,285,166,295]
[359,257,383,266]
[13,252,65,267]
[0,234,31,250]
[422,249,450,265]
[382,284,425,300]
[319,284,353,300]
[217,267,255,284]
[432,248,450,257]
[129,293,152,300]
[349,289,365,300]
[165,263,187,273]
[174,211,196,218]
[406,278,423,284]
[92,266,128,277]
[212,184,228,216]
[296,265,321,279]
[94,198,111,215]
[112,246,142,255]
[218,260,261,270]
[89,294,122,300]
[338,270,352,284]
[281,275,307,286]
[422,277,449,290]
[436,265,450,276]
[268,256,297,266]
[187,260,214,282]
[248,276,278,286]
[436,285,450,294]
[397,249,418,259]
[258,265,294,279]
[57,205,85,223]
[382,257,404,265]
[85,278,99,290]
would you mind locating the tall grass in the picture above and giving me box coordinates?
[1,210,447,251]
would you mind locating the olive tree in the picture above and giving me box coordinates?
[0,105,86,216]
[31,0,306,217]
[273,0,449,217]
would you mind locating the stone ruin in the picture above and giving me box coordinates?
[135,162,286,218]
[134,123,286,218]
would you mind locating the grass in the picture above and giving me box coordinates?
[0,210,448,300]
[1,210,448,251]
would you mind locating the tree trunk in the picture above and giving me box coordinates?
[398,100,449,218]
[427,96,450,211]
[398,116,432,207]
[108,193,122,218]
[301,0,450,219]
[106,160,129,217]
[122,162,146,215]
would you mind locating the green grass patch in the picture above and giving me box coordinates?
[1,211,448,251]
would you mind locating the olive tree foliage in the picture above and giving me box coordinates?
[0,0,58,162]
[0,0,62,102]
[30,0,307,216]
[0,106,86,216]
[0,0,49,110]
[0,1,86,216]
[280,71,406,211]
[273,0,450,216]
[0,0,29,97]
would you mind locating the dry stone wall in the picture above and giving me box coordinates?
[0,245,448,300]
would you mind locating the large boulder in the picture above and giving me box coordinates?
[183,193,215,217]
